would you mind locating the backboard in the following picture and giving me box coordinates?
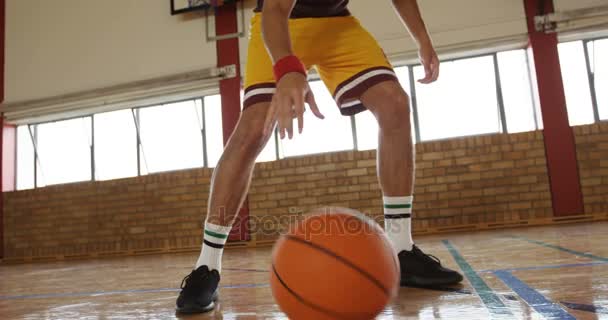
[171,0,234,15]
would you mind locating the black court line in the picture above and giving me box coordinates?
[223,267,268,273]
[477,261,608,274]
[509,235,608,262]
[562,301,608,314]
[0,283,269,301]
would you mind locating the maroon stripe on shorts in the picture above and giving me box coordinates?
[243,94,273,110]
[340,103,367,116]
[336,73,398,106]
[244,82,276,94]
[333,66,395,99]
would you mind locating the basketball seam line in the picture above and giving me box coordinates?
[284,235,391,296]
[272,264,352,320]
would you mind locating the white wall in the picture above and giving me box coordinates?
[352,0,528,60]
[5,0,217,103]
[554,0,608,11]
[8,0,607,107]
[239,0,529,65]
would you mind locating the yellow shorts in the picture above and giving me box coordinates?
[243,14,398,116]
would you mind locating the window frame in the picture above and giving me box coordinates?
[17,96,213,189]
[15,45,559,189]
[407,52,514,142]
[581,36,608,123]
[32,115,94,187]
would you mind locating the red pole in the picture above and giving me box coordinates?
[215,2,250,241]
[0,0,6,258]
[523,0,584,216]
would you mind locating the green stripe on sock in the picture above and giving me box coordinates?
[205,229,228,239]
[384,204,412,209]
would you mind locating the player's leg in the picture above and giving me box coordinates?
[317,16,463,287]
[360,81,462,287]
[176,13,279,314]
[359,81,414,250]
[176,102,273,314]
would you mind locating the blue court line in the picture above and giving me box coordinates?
[509,236,608,261]
[494,271,575,320]
[442,240,514,318]
[562,301,608,314]
[477,261,608,273]
[0,283,270,301]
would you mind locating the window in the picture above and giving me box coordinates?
[414,55,501,141]
[138,100,204,174]
[558,41,595,126]
[204,95,225,167]
[497,50,538,133]
[588,39,608,120]
[280,80,354,157]
[16,126,35,190]
[36,117,92,186]
[94,109,138,180]
[17,45,580,188]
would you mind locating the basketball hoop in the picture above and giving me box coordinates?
[170,0,238,15]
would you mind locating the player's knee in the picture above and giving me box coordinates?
[375,92,411,132]
[238,120,271,156]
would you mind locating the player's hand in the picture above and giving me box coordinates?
[263,72,325,139]
[417,43,440,84]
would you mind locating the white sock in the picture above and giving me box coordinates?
[383,195,414,252]
[195,222,232,272]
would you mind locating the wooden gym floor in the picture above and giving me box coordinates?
[1,222,607,319]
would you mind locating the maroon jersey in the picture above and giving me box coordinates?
[254,0,350,18]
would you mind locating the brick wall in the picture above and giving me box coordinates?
[573,122,608,214]
[3,169,213,259]
[3,130,553,260]
[249,130,552,240]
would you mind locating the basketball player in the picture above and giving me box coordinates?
[177,0,463,313]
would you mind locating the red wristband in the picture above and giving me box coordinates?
[273,55,307,81]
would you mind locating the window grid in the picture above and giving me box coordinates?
[493,53,508,133]
[19,39,608,189]
[525,49,541,130]
[201,98,209,168]
[583,38,603,123]
[408,67,422,143]
[90,115,96,181]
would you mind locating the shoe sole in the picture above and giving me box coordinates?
[400,275,463,287]
[175,292,219,314]
[176,301,215,314]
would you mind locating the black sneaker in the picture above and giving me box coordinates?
[176,265,220,314]
[399,245,463,287]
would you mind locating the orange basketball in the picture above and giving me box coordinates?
[270,207,400,320]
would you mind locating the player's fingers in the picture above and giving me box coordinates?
[293,90,306,134]
[306,91,325,119]
[431,57,440,82]
[418,63,433,84]
[284,111,294,140]
[277,95,293,140]
[278,113,287,140]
